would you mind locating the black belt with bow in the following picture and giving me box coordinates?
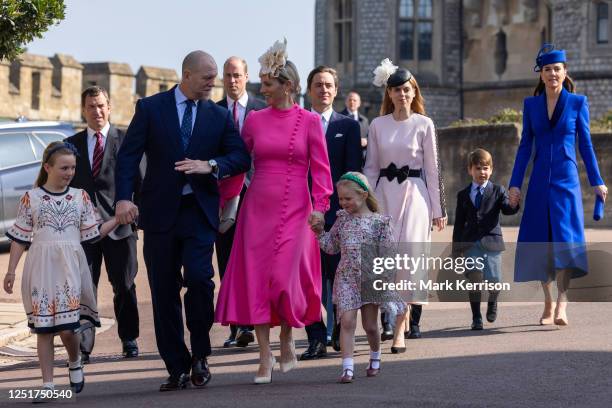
[378,162,422,184]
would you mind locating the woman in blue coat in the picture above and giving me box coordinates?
[508,45,608,326]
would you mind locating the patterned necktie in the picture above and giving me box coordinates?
[475,187,483,209]
[92,132,104,178]
[321,116,327,133]
[181,99,195,149]
[232,101,239,129]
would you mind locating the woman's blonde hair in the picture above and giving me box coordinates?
[336,171,379,213]
[35,141,76,187]
[379,76,426,116]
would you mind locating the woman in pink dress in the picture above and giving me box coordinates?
[215,39,333,384]
[364,59,446,352]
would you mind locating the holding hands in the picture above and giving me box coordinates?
[508,187,521,209]
[115,200,139,225]
[308,211,325,235]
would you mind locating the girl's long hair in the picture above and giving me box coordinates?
[533,63,576,96]
[379,76,426,116]
[337,172,379,213]
[35,142,76,187]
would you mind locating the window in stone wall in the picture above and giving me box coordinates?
[334,0,353,64]
[9,62,20,93]
[398,0,433,61]
[597,2,609,43]
[31,72,41,111]
[159,83,168,93]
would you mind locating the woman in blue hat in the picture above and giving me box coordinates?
[508,44,607,326]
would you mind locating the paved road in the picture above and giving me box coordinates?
[0,228,611,407]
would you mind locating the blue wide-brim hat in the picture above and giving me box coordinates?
[534,43,567,72]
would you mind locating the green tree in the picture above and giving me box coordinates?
[0,0,65,61]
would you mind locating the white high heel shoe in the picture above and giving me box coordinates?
[280,339,298,373]
[254,355,276,384]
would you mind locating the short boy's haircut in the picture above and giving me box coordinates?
[468,148,493,168]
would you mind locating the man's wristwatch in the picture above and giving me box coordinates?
[208,159,218,174]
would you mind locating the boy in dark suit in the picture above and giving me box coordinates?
[452,148,519,330]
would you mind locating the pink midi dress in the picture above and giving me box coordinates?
[215,104,333,328]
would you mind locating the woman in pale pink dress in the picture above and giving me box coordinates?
[363,60,446,352]
[215,40,333,383]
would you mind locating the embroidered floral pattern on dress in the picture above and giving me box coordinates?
[37,194,80,233]
[318,210,405,320]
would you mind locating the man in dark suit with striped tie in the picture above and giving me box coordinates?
[66,86,141,363]
[215,56,266,348]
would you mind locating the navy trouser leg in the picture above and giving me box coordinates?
[143,230,191,377]
[178,196,216,359]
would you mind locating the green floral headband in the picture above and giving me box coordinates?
[340,173,369,192]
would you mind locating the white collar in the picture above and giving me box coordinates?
[87,122,110,138]
[312,107,333,123]
[227,92,249,109]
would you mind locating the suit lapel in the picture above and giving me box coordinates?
[161,87,184,158]
[186,100,210,156]
[73,131,93,178]
[481,182,494,211]
[100,126,118,175]
[325,111,341,142]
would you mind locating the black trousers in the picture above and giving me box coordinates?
[82,234,139,342]
[305,251,340,344]
[143,195,216,376]
[215,187,253,335]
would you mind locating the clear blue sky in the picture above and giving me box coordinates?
[26,0,316,89]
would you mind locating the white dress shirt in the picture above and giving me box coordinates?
[347,109,359,121]
[86,122,110,168]
[470,180,489,206]
[226,92,249,132]
[311,107,333,134]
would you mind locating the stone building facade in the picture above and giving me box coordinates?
[1,53,224,127]
[315,0,462,126]
[315,0,612,125]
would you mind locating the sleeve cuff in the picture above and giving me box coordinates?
[5,232,30,247]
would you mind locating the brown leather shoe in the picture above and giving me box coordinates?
[366,359,380,377]
[338,368,354,383]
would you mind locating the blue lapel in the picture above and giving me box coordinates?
[325,111,341,142]
[186,100,211,157]
[161,87,184,158]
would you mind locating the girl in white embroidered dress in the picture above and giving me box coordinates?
[3,142,117,397]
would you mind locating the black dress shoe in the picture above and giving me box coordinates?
[407,324,421,339]
[235,328,254,348]
[486,301,498,323]
[159,373,189,392]
[471,317,484,330]
[122,339,138,358]
[191,357,212,387]
[299,340,327,360]
[223,335,236,348]
[381,323,394,341]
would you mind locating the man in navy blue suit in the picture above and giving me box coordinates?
[300,66,362,360]
[115,51,250,391]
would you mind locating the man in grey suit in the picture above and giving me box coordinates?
[216,56,266,348]
[66,86,140,362]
